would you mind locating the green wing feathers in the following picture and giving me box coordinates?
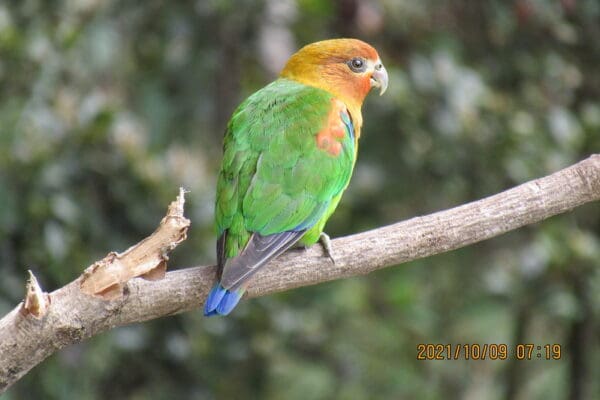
[215,78,356,263]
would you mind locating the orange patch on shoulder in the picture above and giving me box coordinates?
[316,99,348,157]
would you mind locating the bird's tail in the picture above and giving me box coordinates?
[203,283,244,317]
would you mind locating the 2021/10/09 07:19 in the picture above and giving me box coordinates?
[416,343,562,360]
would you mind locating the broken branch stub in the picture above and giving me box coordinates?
[21,270,50,319]
[79,188,190,299]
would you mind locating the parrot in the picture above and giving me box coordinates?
[204,38,388,316]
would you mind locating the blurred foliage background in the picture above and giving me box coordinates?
[0,0,599,399]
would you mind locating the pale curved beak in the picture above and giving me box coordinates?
[370,62,388,96]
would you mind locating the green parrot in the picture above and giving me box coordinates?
[204,38,388,316]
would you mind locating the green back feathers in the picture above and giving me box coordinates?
[215,79,355,258]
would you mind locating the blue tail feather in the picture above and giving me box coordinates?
[204,283,244,317]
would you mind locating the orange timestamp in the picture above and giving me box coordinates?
[416,343,562,360]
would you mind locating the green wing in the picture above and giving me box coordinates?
[215,78,355,289]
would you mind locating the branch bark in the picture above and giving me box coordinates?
[1,154,599,393]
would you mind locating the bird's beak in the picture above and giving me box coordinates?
[370,62,388,96]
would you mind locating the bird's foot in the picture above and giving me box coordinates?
[319,232,335,264]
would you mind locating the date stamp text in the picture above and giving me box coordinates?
[416,344,562,360]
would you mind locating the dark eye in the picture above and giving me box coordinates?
[347,57,366,72]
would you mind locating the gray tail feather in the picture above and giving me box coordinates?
[220,230,305,291]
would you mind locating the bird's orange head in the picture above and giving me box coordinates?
[280,38,388,127]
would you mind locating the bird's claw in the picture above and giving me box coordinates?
[319,232,335,264]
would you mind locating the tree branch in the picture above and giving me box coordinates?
[1,155,599,393]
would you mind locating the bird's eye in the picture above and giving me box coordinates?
[347,57,366,72]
